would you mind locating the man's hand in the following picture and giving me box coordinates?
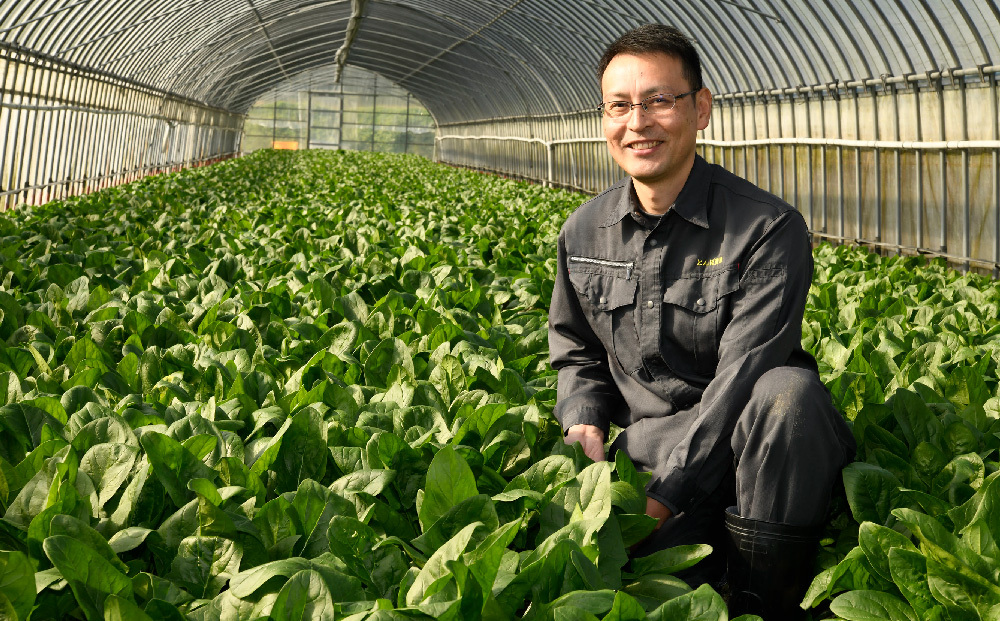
[564,424,606,462]
[646,496,673,530]
[629,496,676,553]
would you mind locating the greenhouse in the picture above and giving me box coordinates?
[1,1,1000,620]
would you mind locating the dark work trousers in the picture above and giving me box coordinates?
[611,366,857,587]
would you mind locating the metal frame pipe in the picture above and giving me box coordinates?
[854,86,862,243]
[892,78,902,255]
[959,71,970,271]
[993,71,1000,278]
[937,71,948,253]
[871,83,881,243]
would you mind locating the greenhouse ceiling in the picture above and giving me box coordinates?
[2,0,999,124]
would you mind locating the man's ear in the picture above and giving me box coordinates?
[696,88,713,131]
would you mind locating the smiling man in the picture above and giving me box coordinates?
[547,24,856,619]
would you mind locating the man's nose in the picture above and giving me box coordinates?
[626,105,653,131]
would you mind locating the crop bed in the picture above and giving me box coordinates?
[0,150,998,621]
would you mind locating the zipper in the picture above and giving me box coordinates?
[569,256,634,280]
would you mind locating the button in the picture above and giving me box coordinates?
[599,296,607,304]
[696,298,706,306]
[649,239,658,247]
[646,300,654,308]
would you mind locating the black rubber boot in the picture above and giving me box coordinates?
[724,506,822,621]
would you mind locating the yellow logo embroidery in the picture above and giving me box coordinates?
[697,256,723,267]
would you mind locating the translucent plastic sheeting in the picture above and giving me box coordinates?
[1,1,999,123]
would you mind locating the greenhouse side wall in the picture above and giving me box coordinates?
[438,70,1000,273]
[0,44,244,212]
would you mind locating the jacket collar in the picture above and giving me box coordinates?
[600,155,711,229]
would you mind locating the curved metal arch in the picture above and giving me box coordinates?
[59,0,214,68]
[360,2,581,117]
[90,1,266,73]
[928,0,989,67]
[863,0,918,74]
[9,0,94,59]
[0,1,45,44]
[792,0,860,81]
[654,0,784,92]
[331,21,534,102]
[366,6,596,90]
[721,2,805,88]
[814,0,876,80]
[403,0,627,112]
[56,0,213,56]
[768,0,839,83]
[121,13,316,82]
[751,0,821,86]
[631,0,762,94]
[419,1,607,104]
[900,0,959,69]
[119,1,339,92]
[878,0,936,74]
[28,0,134,65]
[454,12,595,113]
[219,40,487,112]
[213,28,520,114]
[187,30,346,104]
[845,0,913,75]
[81,0,317,75]
[965,1,1000,61]
[688,1,790,91]
[342,19,541,118]
[351,26,524,89]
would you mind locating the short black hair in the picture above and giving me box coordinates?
[597,24,703,91]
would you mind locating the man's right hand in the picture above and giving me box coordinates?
[564,424,606,462]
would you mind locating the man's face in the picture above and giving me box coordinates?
[601,52,711,187]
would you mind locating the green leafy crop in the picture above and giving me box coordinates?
[0,151,728,620]
[3,149,998,621]
[802,245,1000,620]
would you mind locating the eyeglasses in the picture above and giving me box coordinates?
[597,90,700,119]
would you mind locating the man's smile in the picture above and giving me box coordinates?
[626,140,664,151]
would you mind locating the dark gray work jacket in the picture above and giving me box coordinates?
[548,155,819,514]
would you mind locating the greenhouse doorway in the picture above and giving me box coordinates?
[241,66,436,158]
[307,94,342,151]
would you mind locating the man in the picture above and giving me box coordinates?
[547,24,856,619]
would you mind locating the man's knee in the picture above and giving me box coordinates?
[739,367,833,442]
[751,367,825,410]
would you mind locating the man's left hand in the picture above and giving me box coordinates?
[647,496,673,530]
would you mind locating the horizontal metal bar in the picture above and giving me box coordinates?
[810,231,1000,270]
[439,134,1000,151]
[0,100,221,125]
[0,153,239,199]
[551,137,606,145]
[437,108,595,127]
[713,65,1000,100]
[436,134,547,145]
[699,137,1000,150]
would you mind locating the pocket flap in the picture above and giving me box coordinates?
[570,271,637,311]
[662,268,739,313]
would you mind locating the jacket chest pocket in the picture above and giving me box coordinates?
[661,267,740,375]
[567,257,642,373]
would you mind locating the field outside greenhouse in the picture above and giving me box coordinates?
[1,150,1000,621]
